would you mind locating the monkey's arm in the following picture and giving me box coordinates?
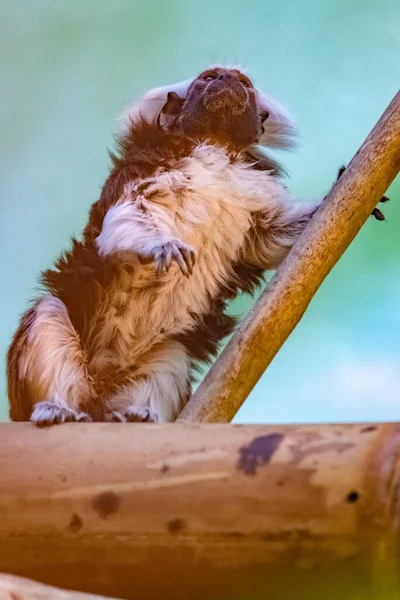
[243,198,320,270]
[95,195,196,276]
[244,165,388,271]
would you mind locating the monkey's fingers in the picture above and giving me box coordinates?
[180,246,197,275]
[31,401,92,427]
[337,165,346,180]
[169,241,196,277]
[174,250,190,278]
[372,208,385,221]
[336,164,389,219]
[153,244,173,273]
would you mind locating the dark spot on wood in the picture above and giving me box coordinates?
[295,528,312,540]
[346,490,360,503]
[278,480,285,487]
[167,518,187,534]
[160,328,166,334]
[219,530,245,538]
[92,490,121,519]
[59,475,67,483]
[69,513,83,532]
[361,425,377,433]
[161,464,170,474]
[237,433,284,475]
[261,531,292,542]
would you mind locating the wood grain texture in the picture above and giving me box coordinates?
[0,574,120,600]
[177,90,400,424]
[1,422,400,599]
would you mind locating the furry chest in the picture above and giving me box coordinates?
[89,146,274,370]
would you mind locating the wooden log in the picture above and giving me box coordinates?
[0,573,120,600]
[0,422,400,600]
[177,90,400,423]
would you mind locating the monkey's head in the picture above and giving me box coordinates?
[160,68,263,149]
[121,66,298,152]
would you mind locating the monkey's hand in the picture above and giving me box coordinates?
[140,239,197,277]
[336,165,389,221]
[96,198,197,275]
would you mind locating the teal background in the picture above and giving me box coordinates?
[0,0,399,423]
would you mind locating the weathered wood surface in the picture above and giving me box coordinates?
[1,422,400,599]
[177,90,400,423]
[0,574,121,600]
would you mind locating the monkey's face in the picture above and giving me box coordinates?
[163,68,266,150]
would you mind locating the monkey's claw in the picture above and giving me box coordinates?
[106,407,159,423]
[371,208,385,221]
[31,401,92,427]
[336,165,389,221]
[153,239,197,277]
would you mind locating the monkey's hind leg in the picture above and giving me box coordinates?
[105,341,191,423]
[7,295,93,426]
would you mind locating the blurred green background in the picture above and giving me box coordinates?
[0,0,399,423]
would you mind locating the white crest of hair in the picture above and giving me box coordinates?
[256,89,299,150]
[118,78,192,134]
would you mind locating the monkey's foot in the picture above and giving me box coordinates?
[336,165,389,221]
[30,401,92,427]
[152,239,197,277]
[106,407,159,423]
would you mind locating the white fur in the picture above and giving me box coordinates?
[91,145,307,392]
[245,197,320,269]
[14,145,319,424]
[96,197,174,260]
[255,89,298,150]
[19,295,92,410]
[106,341,191,422]
[119,69,298,150]
[119,79,192,134]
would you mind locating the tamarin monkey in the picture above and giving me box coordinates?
[7,66,388,426]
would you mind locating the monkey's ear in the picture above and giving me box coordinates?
[118,78,193,133]
[161,92,184,116]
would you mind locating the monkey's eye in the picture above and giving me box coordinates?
[239,76,252,88]
[204,75,216,81]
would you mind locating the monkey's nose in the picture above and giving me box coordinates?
[217,73,235,83]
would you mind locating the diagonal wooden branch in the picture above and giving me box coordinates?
[177,90,400,424]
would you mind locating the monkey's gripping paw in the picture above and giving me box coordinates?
[106,407,159,423]
[152,239,197,277]
[336,165,389,221]
[30,401,92,427]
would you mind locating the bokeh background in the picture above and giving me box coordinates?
[0,0,399,423]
